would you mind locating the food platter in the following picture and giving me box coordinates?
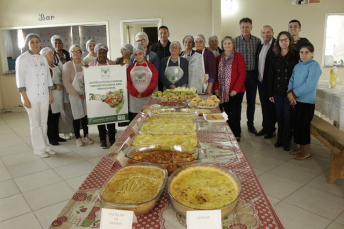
[157,101,187,108]
[188,102,219,109]
[203,113,228,122]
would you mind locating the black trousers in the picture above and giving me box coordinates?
[222,92,244,138]
[257,81,276,134]
[47,111,60,141]
[244,71,258,127]
[293,102,315,145]
[129,112,138,123]
[73,116,89,139]
[97,124,116,142]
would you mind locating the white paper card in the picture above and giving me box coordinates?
[137,117,142,124]
[100,209,137,229]
[132,124,139,135]
[187,210,222,229]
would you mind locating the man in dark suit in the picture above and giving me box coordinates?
[256,25,276,139]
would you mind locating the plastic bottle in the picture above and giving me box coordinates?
[329,61,338,88]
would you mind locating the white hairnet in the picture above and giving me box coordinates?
[94,43,108,54]
[133,43,145,54]
[170,41,181,50]
[121,44,134,53]
[25,33,41,45]
[50,35,63,46]
[39,47,52,56]
[194,34,206,42]
[208,35,219,42]
[135,32,149,42]
[69,44,82,58]
[86,39,96,50]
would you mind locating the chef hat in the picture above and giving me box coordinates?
[39,47,53,56]
[50,35,64,46]
[25,33,41,45]
[69,44,82,57]
[121,44,134,54]
[94,43,108,54]
[133,43,145,54]
[86,39,96,50]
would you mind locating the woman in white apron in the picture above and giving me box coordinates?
[51,35,74,140]
[127,43,159,121]
[188,34,217,94]
[62,45,94,147]
[180,35,196,62]
[88,43,117,149]
[16,33,56,158]
[40,47,66,146]
[159,41,188,90]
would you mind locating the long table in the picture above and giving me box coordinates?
[49,98,284,229]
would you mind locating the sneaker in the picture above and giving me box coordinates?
[46,150,56,155]
[84,135,94,144]
[76,138,84,147]
[64,134,71,140]
[38,152,49,158]
[49,140,59,146]
[100,140,107,149]
[57,137,67,142]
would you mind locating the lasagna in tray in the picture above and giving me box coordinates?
[140,122,197,135]
[132,134,198,147]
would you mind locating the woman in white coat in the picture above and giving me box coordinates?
[15,33,56,158]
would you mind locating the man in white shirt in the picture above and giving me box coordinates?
[256,25,276,139]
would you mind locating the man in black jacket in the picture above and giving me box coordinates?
[150,25,171,91]
[256,25,276,139]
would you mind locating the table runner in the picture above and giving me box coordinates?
[49,98,284,229]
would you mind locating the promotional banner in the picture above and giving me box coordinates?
[84,65,129,125]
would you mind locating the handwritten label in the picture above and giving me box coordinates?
[38,13,55,21]
[100,209,137,229]
[186,210,221,229]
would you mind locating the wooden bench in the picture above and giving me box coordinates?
[310,115,344,184]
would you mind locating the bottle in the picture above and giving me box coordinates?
[329,61,338,88]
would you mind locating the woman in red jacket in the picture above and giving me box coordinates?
[214,36,246,141]
[127,43,158,121]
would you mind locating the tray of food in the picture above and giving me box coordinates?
[141,107,176,115]
[121,145,205,175]
[203,113,228,122]
[167,163,241,218]
[99,164,167,215]
[157,101,187,108]
[144,113,198,122]
[179,108,214,116]
[132,134,198,147]
[188,95,220,108]
[139,122,198,135]
[160,93,195,101]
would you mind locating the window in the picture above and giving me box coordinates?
[324,14,344,67]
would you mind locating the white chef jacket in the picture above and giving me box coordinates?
[16,51,54,103]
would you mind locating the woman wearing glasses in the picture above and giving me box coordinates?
[115,44,133,65]
[268,31,299,152]
[62,44,94,147]
[159,41,188,90]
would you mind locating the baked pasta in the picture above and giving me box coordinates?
[132,134,198,147]
[140,122,196,135]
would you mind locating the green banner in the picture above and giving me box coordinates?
[88,114,129,125]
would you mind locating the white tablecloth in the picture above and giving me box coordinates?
[316,80,344,130]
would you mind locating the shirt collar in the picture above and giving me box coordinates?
[261,38,273,45]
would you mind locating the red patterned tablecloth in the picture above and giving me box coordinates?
[49,98,284,229]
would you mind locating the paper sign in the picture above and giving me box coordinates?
[132,124,139,135]
[100,209,137,229]
[186,210,222,229]
[116,151,127,167]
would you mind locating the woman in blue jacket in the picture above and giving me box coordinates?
[287,42,322,160]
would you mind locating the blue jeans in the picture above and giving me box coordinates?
[244,71,258,127]
[274,95,292,147]
[257,81,276,134]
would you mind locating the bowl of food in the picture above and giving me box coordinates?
[99,164,167,215]
[167,163,241,218]
[122,145,205,175]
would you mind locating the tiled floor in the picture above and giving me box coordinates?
[0,106,343,229]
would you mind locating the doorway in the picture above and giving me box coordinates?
[143,27,158,49]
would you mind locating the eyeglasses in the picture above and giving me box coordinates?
[279,38,289,43]
[136,39,146,43]
[71,50,81,54]
[170,46,180,50]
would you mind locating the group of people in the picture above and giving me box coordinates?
[16,19,321,160]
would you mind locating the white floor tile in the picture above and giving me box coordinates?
[256,145,294,162]
[0,179,20,199]
[7,159,50,178]
[306,172,344,197]
[274,201,331,229]
[335,210,344,225]
[246,154,285,172]
[310,145,331,159]
[87,156,104,166]
[0,194,32,221]
[0,167,11,182]
[14,169,63,192]
[0,136,26,149]
[53,160,95,180]
[23,182,74,210]
[34,200,68,229]
[268,162,322,184]
[258,172,303,199]
[0,212,43,229]
[289,155,330,171]
[43,151,85,168]
[0,144,32,157]
[0,158,4,168]
[266,195,281,206]
[65,174,88,191]
[327,222,344,229]
[284,186,344,220]
[74,144,107,159]
[239,140,269,156]
[1,151,38,167]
